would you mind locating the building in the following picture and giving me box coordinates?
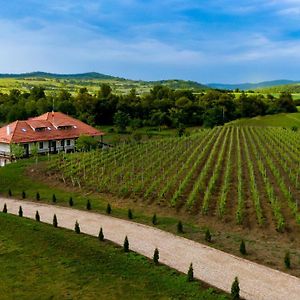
[0,112,104,166]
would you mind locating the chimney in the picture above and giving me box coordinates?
[6,125,11,136]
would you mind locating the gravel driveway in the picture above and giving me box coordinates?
[1,197,299,300]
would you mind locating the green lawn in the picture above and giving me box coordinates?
[227,112,300,127]
[0,213,227,300]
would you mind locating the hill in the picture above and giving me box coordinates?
[208,80,297,91]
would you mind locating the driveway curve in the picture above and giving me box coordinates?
[0,197,299,300]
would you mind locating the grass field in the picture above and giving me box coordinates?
[228,112,300,127]
[0,213,227,299]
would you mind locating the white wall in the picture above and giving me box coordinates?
[0,143,11,154]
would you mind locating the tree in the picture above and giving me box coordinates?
[31,143,39,165]
[8,189,12,197]
[86,199,91,210]
[153,248,159,265]
[106,203,112,214]
[152,213,157,225]
[187,263,194,282]
[35,211,40,222]
[177,220,184,233]
[231,277,240,300]
[3,203,7,213]
[75,220,81,234]
[113,110,130,133]
[123,236,129,252]
[205,228,212,242]
[18,206,23,217]
[240,240,246,255]
[128,209,133,219]
[22,191,26,199]
[76,135,99,152]
[11,143,24,160]
[52,194,57,203]
[98,227,104,241]
[53,214,58,228]
[36,192,40,201]
[69,197,74,206]
[284,251,291,269]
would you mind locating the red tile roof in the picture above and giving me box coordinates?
[0,112,104,144]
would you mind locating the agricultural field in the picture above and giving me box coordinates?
[50,126,300,233]
[228,112,300,127]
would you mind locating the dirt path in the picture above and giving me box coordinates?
[1,197,300,300]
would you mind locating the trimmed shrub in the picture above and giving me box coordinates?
[123,236,129,252]
[86,199,91,210]
[3,203,7,213]
[36,192,40,201]
[152,213,157,225]
[284,251,291,269]
[52,194,57,203]
[75,220,80,234]
[177,220,184,233]
[187,263,194,282]
[106,203,112,214]
[35,211,40,222]
[128,209,133,219]
[8,189,12,197]
[153,248,159,265]
[18,206,23,217]
[231,277,240,300]
[53,214,58,228]
[69,197,74,207]
[22,191,26,199]
[98,227,104,241]
[240,240,246,255]
[205,228,212,243]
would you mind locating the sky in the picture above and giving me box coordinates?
[1,0,300,83]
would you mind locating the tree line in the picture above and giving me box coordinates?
[0,84,297,129]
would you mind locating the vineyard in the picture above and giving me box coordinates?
[49,126,300,232]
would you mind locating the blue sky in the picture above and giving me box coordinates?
[1,0,300,83]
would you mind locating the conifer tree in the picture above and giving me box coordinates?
[69,197,74,207]
[284,251,291,269]
[98,227,104,241]
[36,192,40,201]
[177,220,184,233]
[123,236,129,252]
[18,206,23,217]
[75,220,80,234]
[240,240,246,255]
[35,211,40,222]
[128,208,133,219]
[52,194,57,203]
[153,248,159,265]
[187,263,194,282]
[3,203,7,213]
[231,277,240,300]
[86,199,91,210]
[8,189,12,197]
[106,203,112,214]
[152,213,157,225]
[53,214,58,228]
[22,191,26,199]
[205,228,212,242]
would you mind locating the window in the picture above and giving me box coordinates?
[66,140,71,146]
[39,142,43,149]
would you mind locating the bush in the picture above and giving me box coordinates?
[187,263,194,282]
[128,209,133,219]
[8,189,12,197]
[75,220,81,234]
[22,191,26,199]
[205,228,212,242]
[69,197,74,207]
[231,277,240,300]
[240,240,246,255]
[18,206,23,217]
[106,203,112,214]
[123,236,129,252]
[35,211,40,222]
[53,214,58,228]
[284,251,291,269]
[36,192,40,201]
[98,227,104,241]
[152,213,157,225]
[153,248,159,265]
[86,199,91,210]
[177,220,184,233]
[52,194,57,203]
[3,203,7,213]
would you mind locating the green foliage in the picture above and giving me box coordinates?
[3,203,7,213]
[106,203,112,214]
[18,206,23,217]
[69,197,74,206]
[177,220,184,233]
[205,228,212,243]
[231,277,240,300]
[98,227,104,241]
[11,144,24,160]
[239,240,246,255]
[128,208,133,219]
[123,236,129,252]
[53,214,58,228]
[114,110,130,133]
[153,248,159,265]
[8,189,12,197]
[35,211,40,222]
[52,194,57,203]
[187,263,194,282]
[36,192,40,201]
[86,199,91,210]
[152,213,157,225]
[22,190,26,199]
[284,251,291,269]
[74,220,81,234]
[76,135,99,152]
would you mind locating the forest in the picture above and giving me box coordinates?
[0,84,297,129]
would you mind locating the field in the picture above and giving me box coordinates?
[0,213,226,300]
[228,112,300,127]
[50,126,300,233]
